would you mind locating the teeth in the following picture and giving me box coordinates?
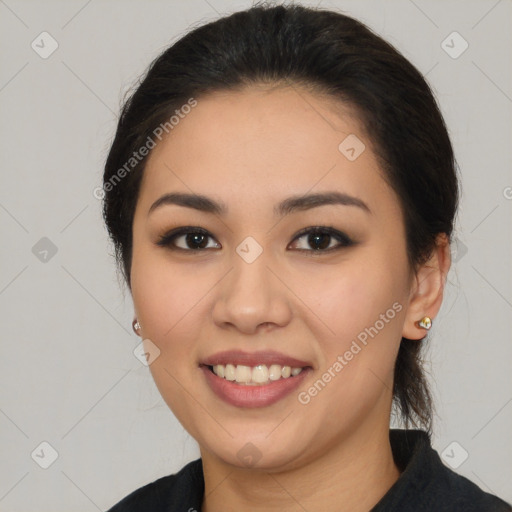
[252,364,269,383]
[214,364,225,378]
[235,365,252,383]
[269,364,282,381]
[224,364,236,381]
[210,364,304,385]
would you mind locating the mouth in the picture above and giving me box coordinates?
[199,350,313,408]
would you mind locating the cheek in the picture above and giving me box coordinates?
[131,248,206,340]
[130,250,212,408]
[294,251,408,407]
[300,256,407,343]
[130,253,209,429]
[293,268,406,426]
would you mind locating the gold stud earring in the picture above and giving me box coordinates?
[132,319,141,335]
[417,316,432,330]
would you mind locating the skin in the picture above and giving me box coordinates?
[129,85,451,511]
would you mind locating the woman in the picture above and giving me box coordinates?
[102,3,511,511]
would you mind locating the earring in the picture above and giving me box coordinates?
[132,319,141,335]
[417,316,432,330]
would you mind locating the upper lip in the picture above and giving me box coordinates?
[201,350,312,368]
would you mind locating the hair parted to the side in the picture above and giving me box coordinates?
[102,2,459,434]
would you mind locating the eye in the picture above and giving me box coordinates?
[288,226,354,253]
[156,227,220,251]
[156,225,354,254]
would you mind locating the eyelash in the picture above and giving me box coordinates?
[156,226,355,255]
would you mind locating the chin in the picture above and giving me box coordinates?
[197,427,312,472]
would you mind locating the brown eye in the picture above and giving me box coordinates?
[157,227,221,251]
[289,227,354,252]
[156,225,354,254]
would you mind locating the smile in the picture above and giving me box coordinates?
[209,363,304,385]
[200,350,312,408]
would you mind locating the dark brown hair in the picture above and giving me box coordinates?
[102,3,459,433]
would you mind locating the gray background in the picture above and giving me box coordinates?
[0,0,510,510]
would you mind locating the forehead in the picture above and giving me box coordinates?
[140,85,395,215]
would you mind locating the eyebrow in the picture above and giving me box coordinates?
[148,191,371,217]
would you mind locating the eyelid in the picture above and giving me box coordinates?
[291,225,350,240]
[156,225,354,252]
[155,226,219,251]
[288,226,354,252]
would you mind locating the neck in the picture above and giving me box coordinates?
[201,421,401,512]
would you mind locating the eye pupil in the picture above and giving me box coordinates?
[186,233,208,249]
[309,233,330,250]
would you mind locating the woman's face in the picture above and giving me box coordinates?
[130,85,415,470]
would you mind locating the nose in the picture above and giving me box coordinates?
[212,249,293,335]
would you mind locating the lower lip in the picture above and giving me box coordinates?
[201,366,311,408]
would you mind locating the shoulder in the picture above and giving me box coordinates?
[430,462,512,511]
[374,430,512,511]
[105,458,204,512]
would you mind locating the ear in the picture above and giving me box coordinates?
[402,233,452,340]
